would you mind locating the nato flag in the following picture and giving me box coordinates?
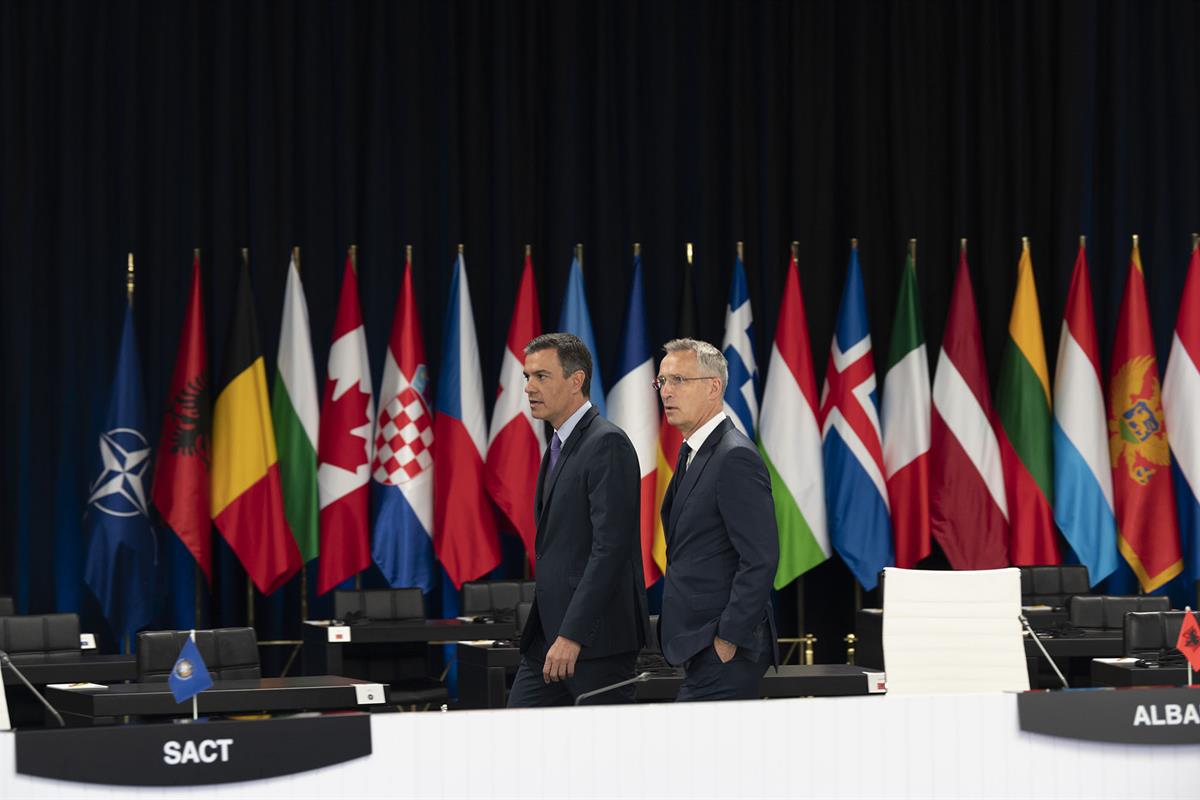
[169,636,213,703]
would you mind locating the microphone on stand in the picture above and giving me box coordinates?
[0,649,66,727]
[1019,614,1069,690]
[574,671,652,706]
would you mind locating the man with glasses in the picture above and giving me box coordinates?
[656,338,778,701]
[507,333,649,707]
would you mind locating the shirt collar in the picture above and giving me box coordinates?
[554,400,593,445]
[684,410,728,455]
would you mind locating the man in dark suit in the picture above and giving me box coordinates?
[507,333,649,707]
[657,338,779,701]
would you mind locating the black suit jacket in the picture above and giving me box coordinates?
[519,406,649,660]
[659,416,779,666]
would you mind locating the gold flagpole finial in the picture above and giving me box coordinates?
[686,242,694,264]
[960,238,968,255]
[736,241,744,261]
[349,244,358,273]
[457,243,464,256]
[126,252,135,300]
[575,242,583,267]
[240,247,249,268]
[908,238,917,261]
[1021,235,1030,250]
[406,244,413,263]
[193,247,201,262]
[291,245,300,272]
[1191,233,1199,251]
[1132,233,1140,249]
[633,242,641,257]
[850,238,858,251]
[791,241,799,261]
[524,243,532,257]
[1079,235,1086,249]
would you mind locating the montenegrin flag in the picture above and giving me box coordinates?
[1109,237,1181,592]
[211,258,301,595]
[996,239,1060,564]
[760,246,829,588]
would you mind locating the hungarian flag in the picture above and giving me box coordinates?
[371,248,436,591]
[651,245,699,572]
[1053,240,1118,585]
[1108,238,1181,592]
[608,247,661,586]
[996,240,1060,564]
[759,247,829,588]
[1176,608,1200,672]
[819,243,892,590]
[211,259,302,595]
[930,245,1009,569]
[271,250,320,564]
[1163,240,1200,590]
[317,251,375,594]
[434,251,501,588]
[152,251,211,581]
[721,247,758,437]
[485,248,545,566]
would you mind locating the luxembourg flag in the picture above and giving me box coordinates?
[818,242,893,590]
[722,244,758,437]
[1163,238,1200,587]
[1052,239,1117,585]
[371,248,436,592]
[607,246,661,587]
[485,247,545,567]
[558,248,606,416]
[434,250,501,588]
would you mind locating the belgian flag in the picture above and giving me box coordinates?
[211,258,302,595]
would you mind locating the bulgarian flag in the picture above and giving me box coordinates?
[271,248,320,564]
[996,239,1060,564]
[881,241,931,569]
[1108,236,1182,592]
[760,245,828,588]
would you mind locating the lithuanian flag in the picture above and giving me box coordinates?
[211,260,303,595]
[997,238,1060,565]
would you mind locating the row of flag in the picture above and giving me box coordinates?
[83,235,1200,641]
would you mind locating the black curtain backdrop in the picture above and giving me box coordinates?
[3,0,1199,662]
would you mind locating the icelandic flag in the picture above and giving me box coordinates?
[721,249,758,437]
[558,251,606,416]
[818,245,893,590]
[607,249,661,586]
[84,301,157,641]
[1164,241,1200,586]
[1053,242,1117,585]
[371,252,436,591]
[169,633,213,703]
[433,252,501,588]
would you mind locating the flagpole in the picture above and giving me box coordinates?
[190,629,198,721]
[292,244,310,625]
[350,241,363,595]
[789,240,806,640]
[127,254,137,654]
[240,248,257,634]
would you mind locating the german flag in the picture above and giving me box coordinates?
[211,259,302,595]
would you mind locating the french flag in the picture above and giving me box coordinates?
[485,248,545,568]
[371,248,436,591]
[1163,240,1200,588]
[433,250,501,588]
[819,243,893,590]
[1052,241,1117,585]
[607,246,661,587]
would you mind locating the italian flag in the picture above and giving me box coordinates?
[759,247,828,588]
[997,239,1060,564]
[881,242,931,568]
[272,251,321,563]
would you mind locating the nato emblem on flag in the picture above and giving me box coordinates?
[169,637,213,703]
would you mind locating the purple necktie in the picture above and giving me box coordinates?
[548,432,562,473]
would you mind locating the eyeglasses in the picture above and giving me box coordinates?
[652,374,713,391]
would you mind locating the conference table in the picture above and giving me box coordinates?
[302,618,519,677]
[1090,657,1200,687]
[2,652,138,686]
[44,675,389,723]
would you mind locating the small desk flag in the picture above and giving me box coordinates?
[169,636,213,703]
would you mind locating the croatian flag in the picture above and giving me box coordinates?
[434,252,501,588]
[485,249,545,567]
[1164,240,1200,587]
[371,250,436,592]
[1052,241,1117,585]
[721,247,758,437]
[818,244,893,590]
[607,248,661,586]
[558,250,606,416]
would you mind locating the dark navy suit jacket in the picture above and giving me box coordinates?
[519,406,649,660]
[659,416,779,666]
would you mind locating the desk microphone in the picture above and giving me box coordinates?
[0,649,66,727]
[1018,614,1069,690]
[573,671,652,706]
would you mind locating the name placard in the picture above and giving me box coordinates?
[1018,686,1200,744]
[15,713,371,785]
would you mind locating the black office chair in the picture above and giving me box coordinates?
[460,580,536,620]
[515,600,532,638]
[334,588,425,622]
[0,613,80,660]
[136,627,261,683]
[1124,611,1190,659]
[1069,595,1170,630]
[0,596,16,616]
[1018,565,1091,609]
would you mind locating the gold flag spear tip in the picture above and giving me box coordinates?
[908,238,917,260]
[850,238,858,250]
[406,244,413,262]
[633,242,641,256]
[791,241,799,260]
[960,238,968,254]
[1191,233,1199,251]
[1080,235,1086,249]
[457,243,464,256]
[1132,233,1140,249]
[126,252,135,299]
[575,242,583,266]
[240,247,249,267]
[686,242,694,264]
[1022,236,1030,249]
[736,241,744,260]
[524,243,531,257]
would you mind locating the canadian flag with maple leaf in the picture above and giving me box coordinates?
[317,251,376,594]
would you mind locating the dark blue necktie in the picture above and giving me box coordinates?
[548,432,562,473]
[675,442,692,479]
